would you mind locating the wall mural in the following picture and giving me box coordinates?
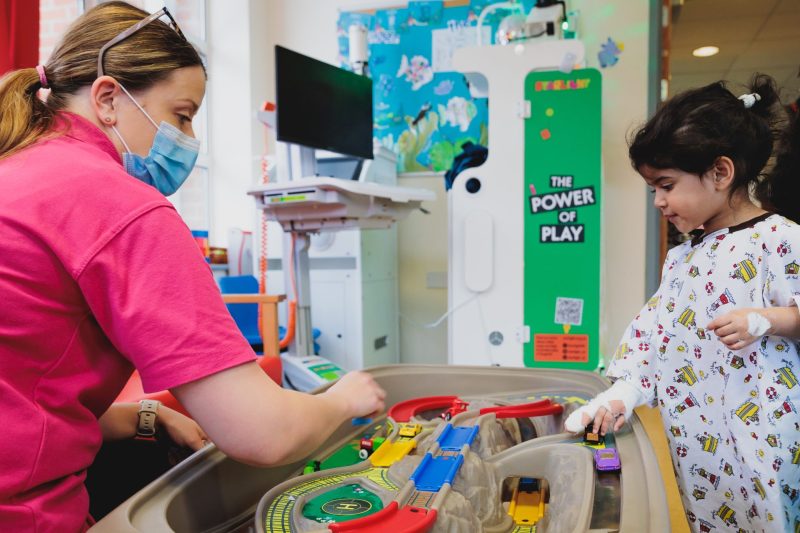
[338,1,539,174]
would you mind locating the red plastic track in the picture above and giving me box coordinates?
[388,396,458,422]
[329,502,437,532]
[479,399,564,419]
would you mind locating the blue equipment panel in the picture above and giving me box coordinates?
[409,453,465,492]
[437,424,479,451]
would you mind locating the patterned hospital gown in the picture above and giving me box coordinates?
[607,214,800,533]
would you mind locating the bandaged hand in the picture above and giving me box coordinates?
[707,309,772,350]
[564,379,645,435]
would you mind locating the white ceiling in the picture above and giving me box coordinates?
[670,0,800,104]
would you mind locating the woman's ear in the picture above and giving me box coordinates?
[711,156,735,190]
[90,76,121,126]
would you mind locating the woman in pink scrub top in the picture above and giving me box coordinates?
[0,3,385,531]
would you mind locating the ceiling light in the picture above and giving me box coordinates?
[692,46,719,58]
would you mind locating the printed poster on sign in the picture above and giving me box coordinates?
[523,69,601,371]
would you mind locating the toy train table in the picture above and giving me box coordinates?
[90,365,669,532]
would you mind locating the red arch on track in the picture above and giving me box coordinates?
[388,396,458,422]
[329,502,436,533]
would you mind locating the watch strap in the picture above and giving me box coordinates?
[136,399,160,439]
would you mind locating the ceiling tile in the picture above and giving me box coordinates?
[671,0,800,105]
[672,17,763,46]
[728,39,800,70]
[670,43,747,74]
[758,9,800,39]
[676,0,778,22]
[775,0,800,13]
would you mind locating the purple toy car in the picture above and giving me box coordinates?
[594,448,621,471]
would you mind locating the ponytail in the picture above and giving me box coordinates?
[0,1,202,161]
[757,104,800,222]
[0,67,57,159]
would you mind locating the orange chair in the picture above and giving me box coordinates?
[115,294,286,416]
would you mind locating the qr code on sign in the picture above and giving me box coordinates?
[555,297,583,326]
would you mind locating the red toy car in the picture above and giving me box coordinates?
[441,399,469,421]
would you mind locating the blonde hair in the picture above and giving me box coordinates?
[0,1,203,160]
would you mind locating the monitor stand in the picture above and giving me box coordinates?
[250,148,434,391]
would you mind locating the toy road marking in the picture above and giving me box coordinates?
[265,468,399,532]
[407,490,437,508]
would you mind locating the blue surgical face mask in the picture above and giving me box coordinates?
[110,84,200,196]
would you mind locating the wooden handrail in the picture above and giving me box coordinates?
[221,294,286,304]
[221,294,286,357]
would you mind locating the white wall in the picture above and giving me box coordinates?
[208,0,654,365]
[568,0,653,362]
[206,0,265,242]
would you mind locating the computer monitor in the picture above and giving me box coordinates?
[275,45,373,160]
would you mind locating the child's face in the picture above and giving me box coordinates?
[641,165,728,234]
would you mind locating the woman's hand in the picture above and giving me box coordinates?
[324,371,387,419]
[158,406,209,451]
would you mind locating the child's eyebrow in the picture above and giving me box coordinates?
[645,175,668,186]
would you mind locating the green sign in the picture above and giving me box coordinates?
[523,69,602,371]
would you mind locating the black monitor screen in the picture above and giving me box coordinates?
[275,45,373,160]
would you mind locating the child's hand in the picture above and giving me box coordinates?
[158,406,210,451]
[564,380,644,435]
[707,309,771,350]
[591,401,627,435]
[565,398,627,435]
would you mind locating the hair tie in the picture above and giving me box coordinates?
[739,92,761,109]
[35,65,49,89]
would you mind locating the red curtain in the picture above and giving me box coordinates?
[0,0,40,75]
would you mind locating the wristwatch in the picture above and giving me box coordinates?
[135,399,161,440]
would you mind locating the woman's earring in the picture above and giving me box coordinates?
[104,117,112,123]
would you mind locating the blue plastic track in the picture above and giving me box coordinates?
[409,452,465,492]
[437,424,479,451]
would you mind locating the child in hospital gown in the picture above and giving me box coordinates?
[607,213,800,531]
[565,74,800,532]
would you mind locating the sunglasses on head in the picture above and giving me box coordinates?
[97,6,187,77]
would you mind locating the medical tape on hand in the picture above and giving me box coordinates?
[564,396,603,433]
[746,312,771,337]
[565,379,645,433]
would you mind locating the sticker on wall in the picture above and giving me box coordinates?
[397,54,434,90]
[598,37,624,68]
[374,10,403,42]
[433,79,454,96]
[555,297,584,331]
[438,96,477,132]
[408,1,444,26]
[533,334,589,362]
[431,24,491,72]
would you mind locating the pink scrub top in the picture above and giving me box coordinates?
[0,113,256,532]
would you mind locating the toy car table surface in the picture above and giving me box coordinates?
[90,365,669,533]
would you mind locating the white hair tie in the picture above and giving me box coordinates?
[739,93,761,109]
